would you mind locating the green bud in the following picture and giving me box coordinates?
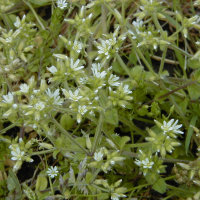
[176,11,182,21]
[189,170,195,180]
[39,143,54,149]
[18,41,25,52]
[177,163,190,170]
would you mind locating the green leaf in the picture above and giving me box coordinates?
[193,68,200,83]
[104,108,118,125]
[188,59,200,69]
[185,115,198,155]
[152,177,166,194]
[112,61,125,74]
[154,89,168,103]
[131,65,143,81]
[60,114,74,131]
[119,136,130,150]
[28,0,51,6]
[35,174,48,192]
[7,169,22,200]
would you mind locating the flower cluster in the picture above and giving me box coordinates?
[95,27,126,62]
[145,119,183,158]
[134,0,165,22]
[134,149,166,176]
[88,147,126,173]
[94,179,127,200]
[9,138,35,171]
[64,6,93,36]
[176,12,199,38]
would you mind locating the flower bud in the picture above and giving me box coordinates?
[39,143,54,149]
[18,41,25,52]
[177,163,190,170]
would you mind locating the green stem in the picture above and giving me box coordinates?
[122,0,125,25]
[101,4,107,36]
[31,148,57,156]
[125,142,151,148]
[51,117,91,156]
[115,53,134,79]
[169,43,192,58]
[22,0,45,30]
[118,115,147,137]
[90,116,121,150]
[158,45,168,77]
[127,34,157,77]
[170,26,184,38]
[152,13,164,37]
[49,177,54,195]
[166,184,193,195]
[91,112,104,154]
[126,183,151,192]
[103,3,122,24]
[89,168,101,184]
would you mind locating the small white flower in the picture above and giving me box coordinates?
[80,77,88,84]
[70,59,84,71]
[46,88,63,105]
[94,151,104,161]
[47,66,58,74]
[11,147,25,161]
[96,39,111,60]
[73,40,83,53]
[161,119,183,135]
[14,17,21,28]
[68,89,83,101]
[2,92,14,104]
[47,166,59,178]
[91,63,107,79]
[141,158,154,169]
[108,74,120,86]
[57,0,68,9]
[122,84,132,95]
[78,105,87,115]
[20,83,29,93]
[35,102,45,111]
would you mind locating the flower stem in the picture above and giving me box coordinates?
[22,0,45,30]
[158,45,168,78]
[91,112,104,154]
[115,53,134,79]
[51,117,91,156]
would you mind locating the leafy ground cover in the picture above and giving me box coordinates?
[1,0,200,199]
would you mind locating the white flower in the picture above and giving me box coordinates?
[34,102,45,111]
[68,89,83,101]
[96,39,111,60]
[161,119,183,135]
[2,92,14,104]
[20,83,29,93]
[46,88,63,105]
[57,0,68,9]
[73,40,83,53]
[122,84,132,95]
[70,59,84,71]
[78,105,87,115]
[47,166,59,178]
[135,158,154,169]
[47,66,58,74]
[80,77,88,84]
[14,17,21,28]
[94,151,104,161]
[141,158,154,169]
[91,63,107,79]
[108,74,120,86]
[11,147,25,161]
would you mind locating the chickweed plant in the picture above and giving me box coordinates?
[1,0,200,199]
